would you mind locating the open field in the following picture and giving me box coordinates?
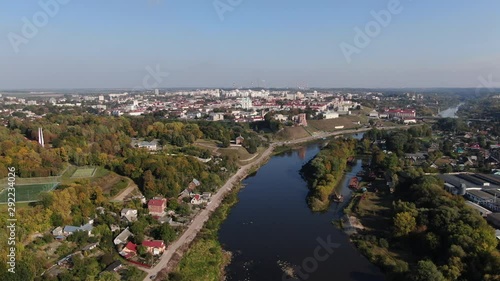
[351,179,395,235]
[218,146,265,165]
[70,166,97,178]
[0,182,59,203]
[308,115,366,132]
[274,126,310,140]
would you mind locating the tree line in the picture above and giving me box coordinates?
[301,138,357,211]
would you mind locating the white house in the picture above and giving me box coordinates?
[114,227,133,245]
[369,110,379,118]
[137,140,158,151]
[323,111,339,119]
[120,208,138,223]
[191,194,203,205]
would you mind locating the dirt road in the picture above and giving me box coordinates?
[144,143,278,280]
[111,178,139,202]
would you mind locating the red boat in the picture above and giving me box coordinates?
[347,156,356,166]
[348,177,359,189]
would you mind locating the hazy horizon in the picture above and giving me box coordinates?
[2,0,500,89]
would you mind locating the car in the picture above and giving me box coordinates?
[150,274,157,279]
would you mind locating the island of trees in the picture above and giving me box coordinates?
[301,138,356,211]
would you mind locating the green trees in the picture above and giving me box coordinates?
[393,212,416,237]
[409,260,445,281]
[388,176,500,280]
[301,138,357,211]
[155,223,177,243]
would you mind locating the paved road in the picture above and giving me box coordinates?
[143,125,409,280]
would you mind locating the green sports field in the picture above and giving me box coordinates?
[0,182,59,203]
[71,167,97,178]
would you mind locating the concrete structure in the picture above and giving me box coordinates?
[323,111,339,119]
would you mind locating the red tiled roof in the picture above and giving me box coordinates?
[125,242,137,252]
[142,240,165,249]
[148,199,166,207]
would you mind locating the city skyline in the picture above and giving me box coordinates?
[1,0,500,89]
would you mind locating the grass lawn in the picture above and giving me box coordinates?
[109,178,129,197]
[355,188,394,235]
[308,115,365,132]
[274,126,310,141]
[0,182,59,203]
[70,167,97,178]
[0,201,30,211]
[172,239,228,281]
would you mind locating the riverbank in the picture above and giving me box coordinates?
[145,144,277,281]
[166,184,242,280]
[145,125,411,280]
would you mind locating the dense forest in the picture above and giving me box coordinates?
[354,175,500,281]
[0,114,267,280]
[2,115,266,196]
[301,138,357,211]
[350,126,500,281]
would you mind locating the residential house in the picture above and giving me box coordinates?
[323,111,339,119]
[202,192,212,202]
[120,208,138,223]
[110,224,120,232]
[405,152,427,163]
[191,194,203,205]
[120,242,137,259]
[209,112,224,121]
[113,227,133,245]
[142,240,166,255]
[235,135,245,145]
[368,110,379,118]
[148,198,167,216]
[63,226,80,236]
[52,226,63,236]
[103,261,122,272]
[137,140,158,151]
[81,242,99,252]
[188,178,201,190]
[79,222,94,236]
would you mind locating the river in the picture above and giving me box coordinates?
[218,139,385,281]
[439,103,464,118]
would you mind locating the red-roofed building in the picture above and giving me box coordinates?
[148,198,167,216]
[120,242,137,259]
[386,109,416,118]
[142,240,166,255]
[191,194,203,205]
[470,143,481,149]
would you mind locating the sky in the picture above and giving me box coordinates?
[1,0,499,89]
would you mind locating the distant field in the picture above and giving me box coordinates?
[275,126,310,140]
[308,116,364,132]
[0,182,59,203]
[71,167,97,178]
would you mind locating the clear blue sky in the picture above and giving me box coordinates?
[1,0,499,89]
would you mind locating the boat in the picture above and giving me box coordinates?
[332,193,344,202]
[347,156,356,166]
[348,177,359,189]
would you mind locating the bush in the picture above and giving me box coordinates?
[379,238,389,249]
